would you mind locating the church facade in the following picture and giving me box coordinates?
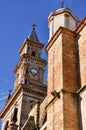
[0,6,86,130]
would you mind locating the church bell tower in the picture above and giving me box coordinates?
[0,25,47,130]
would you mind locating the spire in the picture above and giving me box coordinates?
[29,24,39,42]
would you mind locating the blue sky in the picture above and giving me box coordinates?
[0,0,86,129]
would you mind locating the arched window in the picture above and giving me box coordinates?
[4,121,9,130]
[11,108,18,123]
[28,46,30,51]
[24,68,28,75]
[25,68,28,74]
[24,79,28,85]
[32,51,36,57]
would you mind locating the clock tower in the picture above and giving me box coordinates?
[0,25,47,130]
[14,24,47,90]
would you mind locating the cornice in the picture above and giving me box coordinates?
[45,27,75,53]
[19,38,45,54]
[76,85,86,95]
[23,86,46,96]
[48,8,79,24]
[0,82,47,118]
[75,17,86,36]
[29,78,47,87]
[46,89,77,110]
[23,54,47,65]
[14,54,47,73]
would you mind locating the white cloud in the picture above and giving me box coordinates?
[0,96,7,101]
[0,92,8,97]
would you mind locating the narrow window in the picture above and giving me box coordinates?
[65,14,69,28]
[4,121,9,130]
[30,100,34,103]
[28,47,30,51]
[39,52,41,58]
[26,68,28,74]
[32,51,36,57]
[11,108,18,122]
[24,79,28,85]
[24,68,28,75]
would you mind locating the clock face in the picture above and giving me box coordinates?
[30,68,38,76]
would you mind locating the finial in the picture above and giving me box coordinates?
[32,24,37,30]
[61,1,65,8]
[9,89,12,93]
[7,89,12,100]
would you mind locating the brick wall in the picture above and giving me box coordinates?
[46,28,79,130]
[77,25,86,130]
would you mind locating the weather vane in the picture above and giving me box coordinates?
[32,24,37,30]
[61,1,65,8]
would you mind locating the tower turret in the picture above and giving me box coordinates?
[48,7,79,39]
